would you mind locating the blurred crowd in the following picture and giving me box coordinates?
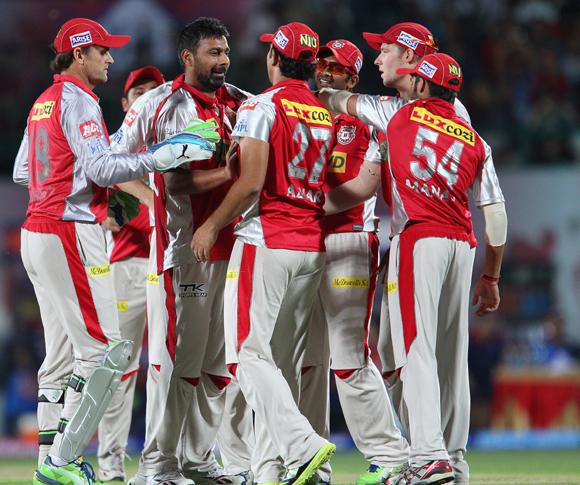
[1,0,580,172]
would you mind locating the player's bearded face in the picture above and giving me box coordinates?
[192,36,230,92]
[315,55,353,91]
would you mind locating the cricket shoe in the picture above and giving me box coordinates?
[127,468,194,485]
[397,460,454,485]
[355,463,408,485]
[184,464,251,484]
[281,442,336,485]
[34,456,101,484]
[98,446,126,482]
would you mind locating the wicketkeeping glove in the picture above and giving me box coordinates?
[148,132,216,172]
[183,118,222,143]
[108,188,140,225]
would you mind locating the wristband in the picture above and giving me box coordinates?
[481,274,499,284]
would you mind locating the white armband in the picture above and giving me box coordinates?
[482,202,507,246]
[318,88,352,115]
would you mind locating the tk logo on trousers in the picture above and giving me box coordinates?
[179,283,207,298]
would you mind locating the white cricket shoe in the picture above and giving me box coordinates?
[128,468,195,485]
[98,446,126,482]
[185,464,253,484]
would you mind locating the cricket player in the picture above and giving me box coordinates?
[13,17,218,485]
[191,22,337,485]
[98,65,165,482]
[110,17,250,485]
[322,52,506,484]
[319,22,476,483]
[298,39,409,485]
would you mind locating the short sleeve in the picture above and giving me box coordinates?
[232,99,276,143]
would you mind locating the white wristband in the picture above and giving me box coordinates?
[319,88,352,114]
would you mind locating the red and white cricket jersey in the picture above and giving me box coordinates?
[323,114,378,234]
[14,74,158,225]
[232,80,335,251]
[364,97,504,244]
[108,204,151,263]
[111,77,250,272]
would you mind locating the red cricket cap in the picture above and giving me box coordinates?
[259,22,319,62]
[123,65,165,95]
[54,18,131,53]
[362,22,438,57]
[396,53,462,92]
[318,39,363,74]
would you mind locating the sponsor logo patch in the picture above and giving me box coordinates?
[88,264,111,278]
[124,108,138,127]
[385,281,398,293]
[234,118,248,134]
[332,277,369,289]
[397,31,420,50]
[31,101,55,121]
[281,99,332,126]
[179,283,207,298]
[354,56,363,73]
[274,30,289,49]
[328,151,347,173]
[239,101,257,112]
[226,269,238,280]
[331,40,345,49]
[146,273,160,285]
[299,33,317,48]
[70,31,92,48]
[410,106,475,146]
[79,120,101,139]
[337,125,356,145]
[88,139,106,156]
[117,301,129,312]
[418,61,437,79]
[448,63,461,77]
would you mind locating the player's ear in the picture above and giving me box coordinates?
[72,47,86,65]
[402,47,415,64]
[121,96,128,113]
[181,48,194,68]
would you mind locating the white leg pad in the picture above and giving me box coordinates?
[58,340,133,462]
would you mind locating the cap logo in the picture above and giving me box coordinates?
[397,31,420,50]
[418,61,437,78]
[331,41,345,49]
[70,31,93,48]
[354,56,363,73]
[448,63,461,77]
[300,33,317,48]
[274,30,289,49]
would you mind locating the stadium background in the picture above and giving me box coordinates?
[0,0,578,473]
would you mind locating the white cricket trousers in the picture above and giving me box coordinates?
[21,221,121,464]
[385,233,474,475]
[224,240,328,478]
[98,257,148,460]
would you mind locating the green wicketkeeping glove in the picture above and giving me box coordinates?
[183,118,222,143]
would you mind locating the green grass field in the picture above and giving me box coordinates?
[1,450,579,485]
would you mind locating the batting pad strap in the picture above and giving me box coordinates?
[57,418,69,433]
[38,388,65,404]
[38,430,58,445]
[67,374,86,393]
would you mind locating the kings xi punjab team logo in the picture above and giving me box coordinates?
[337,125,356,145]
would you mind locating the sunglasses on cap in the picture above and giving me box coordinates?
[316,58,355,76]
